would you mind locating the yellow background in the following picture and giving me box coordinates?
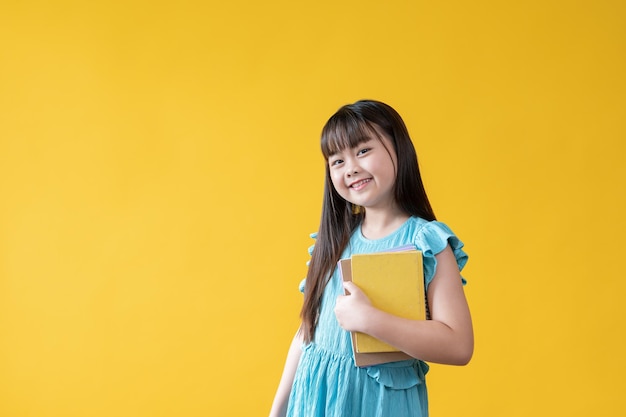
[1,1,625,416]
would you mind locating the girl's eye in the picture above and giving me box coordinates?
[357,148,371,156]
[330,159,343,166]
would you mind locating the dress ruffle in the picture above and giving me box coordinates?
[300,233,318,293]
[365,360,429,389]
[414,221,468,288]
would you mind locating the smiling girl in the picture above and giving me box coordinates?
[269,100,473,417]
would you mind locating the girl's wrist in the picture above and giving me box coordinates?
[359,304,382,335]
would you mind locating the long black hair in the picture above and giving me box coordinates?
[300,100,436,343]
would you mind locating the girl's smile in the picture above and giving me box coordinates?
[349,178,372,190]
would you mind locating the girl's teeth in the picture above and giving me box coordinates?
[353,179,369,188]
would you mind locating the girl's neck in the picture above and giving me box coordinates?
[360,207,410,240]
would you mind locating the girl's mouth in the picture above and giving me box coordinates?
[350,178,371,190]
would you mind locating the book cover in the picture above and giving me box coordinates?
[349,250,425,353]
[338,251,425,367]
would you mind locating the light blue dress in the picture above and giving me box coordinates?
[287,217,468,417]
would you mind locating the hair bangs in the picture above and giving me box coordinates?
[320,111,378,160]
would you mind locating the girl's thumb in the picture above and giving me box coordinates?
[342,281,357,295]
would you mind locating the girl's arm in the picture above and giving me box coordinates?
[268,328,303,417]
[335,245,474,365]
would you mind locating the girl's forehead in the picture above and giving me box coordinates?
[323,123,383,157]
[327,137,372,156]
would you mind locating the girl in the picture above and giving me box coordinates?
[269,100,473,417]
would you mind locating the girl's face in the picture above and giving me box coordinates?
[327,129,398,212]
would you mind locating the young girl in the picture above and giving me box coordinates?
[269,100,473,417]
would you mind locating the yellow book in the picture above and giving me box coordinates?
[350,250,425,354]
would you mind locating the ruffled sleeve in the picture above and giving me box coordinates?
[414,221,468,289]
[299,232,318,293]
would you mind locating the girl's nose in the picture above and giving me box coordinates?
[345,159,360,176]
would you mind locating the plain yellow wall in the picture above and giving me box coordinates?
[1,1,625,416]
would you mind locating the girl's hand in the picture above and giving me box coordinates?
[334,281,374,332]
